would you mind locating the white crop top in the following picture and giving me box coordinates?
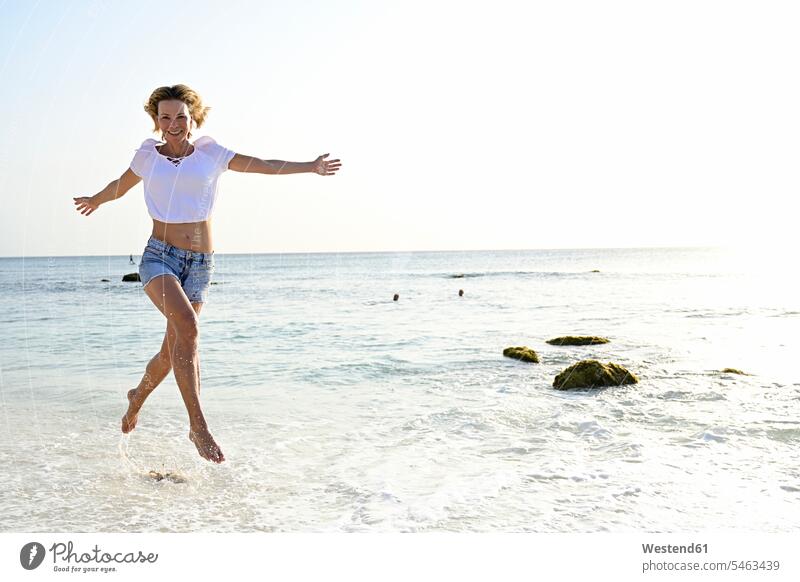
[129,136,236,223]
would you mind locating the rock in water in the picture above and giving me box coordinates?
[147,470,187,483]
[163,471,186,483]
[721,368,747,375]
[553,359,637,389]
[546,336,610,346]
[503,346,540,363]
[148,470,164,481]
[122,273,141,282]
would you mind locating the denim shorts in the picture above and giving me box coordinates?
[139,236,215,303]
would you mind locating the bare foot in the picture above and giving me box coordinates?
[121,389,142,433]
[189,429,225,463]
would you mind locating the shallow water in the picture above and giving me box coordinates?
[0,247,798,532]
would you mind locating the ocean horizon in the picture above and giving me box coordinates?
[0,243,725,260]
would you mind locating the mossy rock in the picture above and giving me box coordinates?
[590,269,600,273]
[122,272,141,282]
[721,368,747,375]
[503,346,540,363]
[546,336,609,346]
[553,359,638,389]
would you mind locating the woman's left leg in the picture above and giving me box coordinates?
[121,302,204,433]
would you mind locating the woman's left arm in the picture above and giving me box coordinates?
[228,153,341,176]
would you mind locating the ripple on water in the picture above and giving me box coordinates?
[765,427,800,444]
[693,429,728,444]
[575,420,613,439]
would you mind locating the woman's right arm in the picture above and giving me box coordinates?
[73,168,141,216]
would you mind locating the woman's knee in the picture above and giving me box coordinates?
[169,310,200,341]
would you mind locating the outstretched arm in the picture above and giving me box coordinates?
[228,153,341,176]
[73,168,142,216]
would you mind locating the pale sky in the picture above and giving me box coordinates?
[0,0,797,257]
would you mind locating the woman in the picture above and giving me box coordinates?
[73,84,341,463]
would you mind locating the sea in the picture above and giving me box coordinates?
[0,246,798,532]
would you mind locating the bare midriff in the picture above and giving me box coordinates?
[151,219,214,253]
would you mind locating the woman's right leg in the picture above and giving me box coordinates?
[138,274,224,463]
[121,323,176,433]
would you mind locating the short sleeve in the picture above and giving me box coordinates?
[130,139,157,177]
[194,136,236,172]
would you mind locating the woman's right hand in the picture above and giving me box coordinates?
[73,196,100,216]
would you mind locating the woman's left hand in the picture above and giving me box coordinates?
[312,154,342,176]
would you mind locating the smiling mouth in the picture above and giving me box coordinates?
[167,130,182,136]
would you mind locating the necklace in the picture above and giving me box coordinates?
[160,141,192,167]
[161,141,191,158]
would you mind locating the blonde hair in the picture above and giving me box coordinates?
[144,84,210,133]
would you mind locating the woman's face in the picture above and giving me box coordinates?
[157,99,194,143]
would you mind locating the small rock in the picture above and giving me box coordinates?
[721,368,747,375]
[503,346,540,363]
[122,273,140,282]
[547,336,610,346]
[163,471,187,483]
[450,274,465,278]
[590,269,600,273]
[458,289,464,297]
[147,470,186,483]
[393,293,399,301]
[553,359,638,389]
[100,278,110,282]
